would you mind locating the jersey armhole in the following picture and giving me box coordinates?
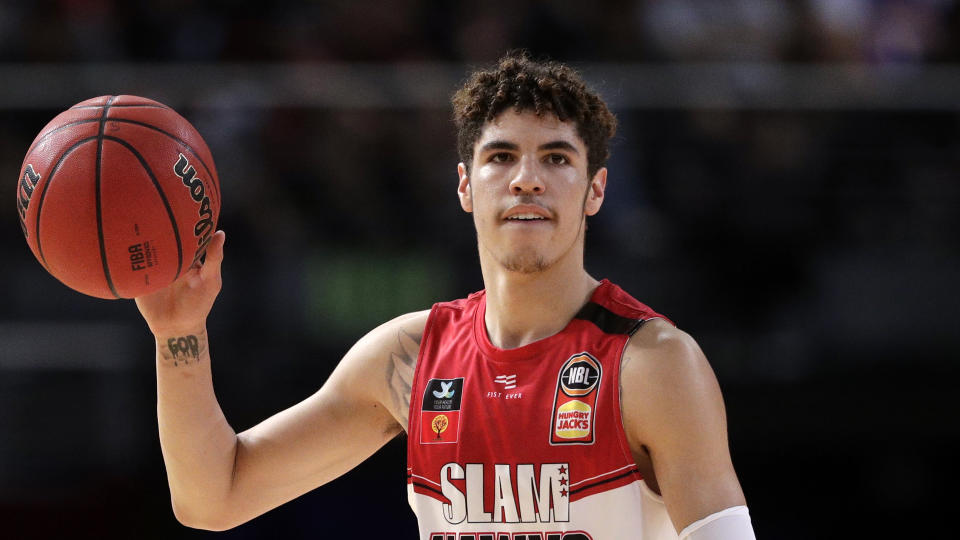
[613,329,644,480]
[406,304,441,446]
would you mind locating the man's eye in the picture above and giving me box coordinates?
[490,153,512,163]
[547,154,568,165]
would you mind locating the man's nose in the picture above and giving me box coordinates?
[509,158,545,195]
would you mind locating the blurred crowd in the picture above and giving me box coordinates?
[0,1,957,538]
[1,0,958,63]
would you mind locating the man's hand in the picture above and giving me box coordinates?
[135,230,226,337]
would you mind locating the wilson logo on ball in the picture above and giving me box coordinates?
[173,153,214,265]
[16,164,41,238]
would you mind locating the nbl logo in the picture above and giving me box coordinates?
[560,354,601,397]
[551,353,602,445]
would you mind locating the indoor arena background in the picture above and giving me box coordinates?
[1,1,957,538]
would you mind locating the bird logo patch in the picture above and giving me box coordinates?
[421,378,463,444]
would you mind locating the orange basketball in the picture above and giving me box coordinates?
[16,95,220,299]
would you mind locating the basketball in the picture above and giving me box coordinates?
[16,95,220,299]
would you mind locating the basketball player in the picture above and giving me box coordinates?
[136,52,756,539]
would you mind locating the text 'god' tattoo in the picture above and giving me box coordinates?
[161,334,206,367]
[386,329,420,432]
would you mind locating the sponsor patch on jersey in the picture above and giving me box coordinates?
[554,400,592,439]
[421,378,464,444]
[550,353,601,445]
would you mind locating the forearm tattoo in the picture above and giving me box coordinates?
[386,329,420,432]
[159,333,207,367]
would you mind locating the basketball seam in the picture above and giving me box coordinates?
[102,135,185,283]
[33,137,100,273]
[71,104,171,110]
[96,96,121,299]
[104,118,221,205]
[24,119,100,158]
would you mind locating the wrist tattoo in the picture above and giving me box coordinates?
[162,333,206,366]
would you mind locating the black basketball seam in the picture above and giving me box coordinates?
[96,96,121,299]
[71,104,171,110]
[104,118,221,204]
[24,119,101,158]
[102,135,185,283]
[33,137,99,273]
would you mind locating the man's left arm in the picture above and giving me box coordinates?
[620,319,756,538]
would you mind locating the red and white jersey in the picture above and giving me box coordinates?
[407,279,679,540]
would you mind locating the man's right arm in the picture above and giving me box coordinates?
[139,231,428,530]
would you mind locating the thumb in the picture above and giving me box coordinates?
[199,230,226,281]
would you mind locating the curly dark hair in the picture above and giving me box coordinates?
[452,51,617,179]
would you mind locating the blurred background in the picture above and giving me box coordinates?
[1,0,958,538]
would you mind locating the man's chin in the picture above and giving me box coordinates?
[500,253,550,274]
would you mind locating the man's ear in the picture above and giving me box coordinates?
[457,162,472,213]
[584,167,607,216]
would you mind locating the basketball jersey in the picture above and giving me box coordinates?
[407,279,680,540]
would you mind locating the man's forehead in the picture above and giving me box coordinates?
[476,110,583,149]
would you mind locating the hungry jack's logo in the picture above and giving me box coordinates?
[421,378,463,444]
[550,353,601,445]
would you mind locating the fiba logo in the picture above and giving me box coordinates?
[559,353,601,397]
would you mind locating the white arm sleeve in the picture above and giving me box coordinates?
[678,506,756,540]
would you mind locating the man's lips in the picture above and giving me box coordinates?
[501,204,552,221]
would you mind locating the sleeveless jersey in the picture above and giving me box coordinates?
[407,279,680,540]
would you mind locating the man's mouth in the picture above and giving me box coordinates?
[506,213,548,221]
[502,204,552,221]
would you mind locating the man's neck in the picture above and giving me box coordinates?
[481,253,599,350]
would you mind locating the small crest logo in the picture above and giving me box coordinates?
[550,352,602,445]
[433,380,455,399]
[431,414,449,439]
[559,354,601,397]
[494,374,517,389]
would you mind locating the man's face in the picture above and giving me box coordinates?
[457,110,606,274]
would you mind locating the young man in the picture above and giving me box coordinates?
[136,53,756,539]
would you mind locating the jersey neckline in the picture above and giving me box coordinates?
[472,278,615,363]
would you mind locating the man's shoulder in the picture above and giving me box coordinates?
[372,289,485,351]
[619,320,727,465]
[621,320,713,392]
[373,309,432,341]
[626,318,696,354]
[432,289,485,312]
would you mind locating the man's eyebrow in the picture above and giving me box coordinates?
[538,140,580,154]
[479,140,581,154]
[478,140,519,153]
